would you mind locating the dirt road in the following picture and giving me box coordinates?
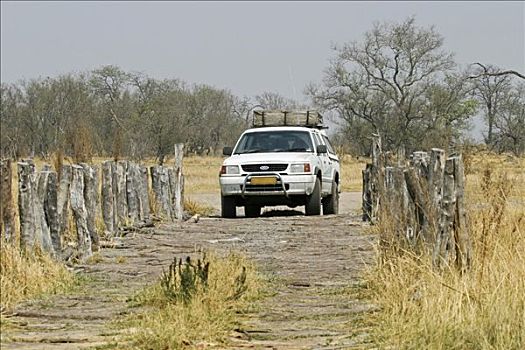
[1,192,376,349]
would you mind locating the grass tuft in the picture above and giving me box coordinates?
[184,198,214,217]
[119,251,263,349]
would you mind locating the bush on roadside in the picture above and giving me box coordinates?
[120,251,263,349]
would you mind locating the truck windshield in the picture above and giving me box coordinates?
[234,130,314,154]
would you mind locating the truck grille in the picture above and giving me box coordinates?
[241,164,288,172]
[245,184,290,192]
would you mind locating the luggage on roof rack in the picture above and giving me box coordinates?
[253,110,324,128]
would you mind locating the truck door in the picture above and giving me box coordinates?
[313,132,331,195]
[322,134,339,193]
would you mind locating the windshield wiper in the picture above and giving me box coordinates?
[236,149,263,154]
[275,148,308,152]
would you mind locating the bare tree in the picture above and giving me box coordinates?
[469,64,513,147]
[469,63,525,80]
[492,82,525,155]
[308,17,474,153]
[255,91,299,110]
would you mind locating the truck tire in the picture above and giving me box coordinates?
[305,178,321,216]
[323,179,339,215]
[244,205,261,218]
[221,195,236,218]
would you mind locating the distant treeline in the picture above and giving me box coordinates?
[1,18,524,160]
[1,66,249,163]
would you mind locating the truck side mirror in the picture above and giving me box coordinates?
[316,144,327,154]
[223,146,233,156]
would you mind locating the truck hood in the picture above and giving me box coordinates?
[223,152,314,166]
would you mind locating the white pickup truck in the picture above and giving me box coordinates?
[219,110,340,218]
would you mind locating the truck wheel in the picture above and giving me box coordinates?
[305,178,321,216]
[221,195,236,218]
[323,179,339,215]
[244,205,261,218]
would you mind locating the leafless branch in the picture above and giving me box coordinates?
[468,63,525,80]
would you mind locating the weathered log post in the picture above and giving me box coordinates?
[426,149,446,238]
[151,166,173,219]
[0,160,15,242]
[362,135,382,222]
[433,157,456,268]
[453,154,472,272]
[45,171,61,254]
[114,161,128,226]
[18,162,36,250]
[393,167,414,241]
[397,146,406,167]
[174,143,185,221]
[411,151,429,179]
[150,166,161,215]
[70,165,92,260]
[428,149,445,205]
[404,167,431,241]
[101,161,115,235]
[138,165,150,220]
[57,164,72,240]
[371,134,382,168]
[369,134,383,223]
[81,163,99,251]
[362,164,372,222]
[35,170,54,254]
[126,162,140,223]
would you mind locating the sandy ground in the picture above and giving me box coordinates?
[1,191,377,349]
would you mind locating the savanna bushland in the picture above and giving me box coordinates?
[1,16,524,349]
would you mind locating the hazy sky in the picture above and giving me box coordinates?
[2,1,523,98]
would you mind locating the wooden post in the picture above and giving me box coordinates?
[18,162,36,251]
[35,171,54,254]
[404,167,430,241]
[70,165,92,260]
[174,143,185,220]
[453,154,472,271]
[397,146,406,167]
[57,165,72,239]
[433,157,456,268]
[114,161,128,227]
[362,164,372,222]
[428,149,445,205]
[371,134,382,168]
[45,171,61,254]
[0,160,15,242]
[393,167,413,241]
[138,165,150,220]
[101,161,115,234]
[384,166,395,194]
[411,151,429,178]
[151,166,172,219]
[126,162,140,223]
[81,163,99,251]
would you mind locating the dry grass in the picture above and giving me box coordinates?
[183,156,223,194]
[361,153,525,349]
[117,251,264,349]
[339,154,368,192]
[184,198,215,216]
[182,154,366,195]
[0,244,77,310]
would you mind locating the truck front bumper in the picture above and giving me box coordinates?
[220,173,316,197]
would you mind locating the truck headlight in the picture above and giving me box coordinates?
[220,165,240,175]
[290,163,311,173]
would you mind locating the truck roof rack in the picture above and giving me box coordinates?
[253,110,325,129]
